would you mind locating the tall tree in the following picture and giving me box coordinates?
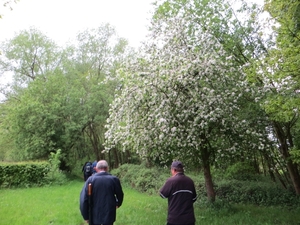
[0,25,130,168]
[105,9,270,202]
[0,27,62,99]
[65,24,130,161]
[262,0,300,194]
[152,0,300,194]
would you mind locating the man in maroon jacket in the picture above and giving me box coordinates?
[159,161,197,225]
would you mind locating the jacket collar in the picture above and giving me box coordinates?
[95,171,109,176]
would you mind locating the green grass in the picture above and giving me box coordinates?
[115,187,166,225]
[0,180,299,225]
[0,180,82,225]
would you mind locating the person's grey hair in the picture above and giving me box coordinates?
[96,160,108,169]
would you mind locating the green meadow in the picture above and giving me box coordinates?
[0,179,299,225]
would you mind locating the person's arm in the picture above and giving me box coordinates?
[159,179,171,199]
[114,178,124,208]
[79,182,89,220]
[192,181,197,203]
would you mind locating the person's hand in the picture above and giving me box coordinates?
[85,220,89,223]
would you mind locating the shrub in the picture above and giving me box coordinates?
[225,162,257,181]
[215,180,300,206]
[43,149,68,185]
[112,163,300,207]
[111,163,169,195]
[0,149,70,188]
[0,161,49,188]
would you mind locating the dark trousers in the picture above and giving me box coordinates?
[167,223,195,225]
[94,224,113,225]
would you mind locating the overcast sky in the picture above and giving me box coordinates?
[0,0,155,47]
[0,0,155,100]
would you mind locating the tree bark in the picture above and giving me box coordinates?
[203,162,215,202]
[112,147,119,168]
[273,122,300,194]
[201,145,215,202]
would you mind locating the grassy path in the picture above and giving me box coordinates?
[0,180,299,225]
[0,180,165,225]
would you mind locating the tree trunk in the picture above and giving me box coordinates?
[201,145,215,202]
[273,122,300,194]
[112,147,119,168]
[203,162,215,202]
[125,150,131,163]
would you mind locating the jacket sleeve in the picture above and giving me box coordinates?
[192,181,197,203]
[114,177,124,207]
[79,182,89,220]
[159,179,171,199]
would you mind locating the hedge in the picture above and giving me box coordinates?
[0,162,50,188]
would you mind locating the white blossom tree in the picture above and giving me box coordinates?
[104,11,270,201]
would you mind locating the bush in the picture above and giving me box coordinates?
[112,163,300,207]
[0,162,50,188]
[111,163,169,195]
[215,180,300,206]
[43,149,68,185]
[224,162,257,181]
[0,150,70,188]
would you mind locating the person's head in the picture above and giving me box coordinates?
[96,160,109,172]
[171,160,184,175]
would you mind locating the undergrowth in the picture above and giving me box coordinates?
[111,163,300,207]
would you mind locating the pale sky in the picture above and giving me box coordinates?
[0,0,155,47]
[0,0,265,92]
[0,0,155,101]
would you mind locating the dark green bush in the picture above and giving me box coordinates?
[224,162,257,181]
[0,162,50,188]
[112,163,300,207]
[111,163,169,195]
[215,180,300,206]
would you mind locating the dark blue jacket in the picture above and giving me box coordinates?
[80,172,124,224]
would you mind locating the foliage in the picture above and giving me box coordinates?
[0,28,62,88]
[0,150,71,188]
[0,161,49,188]
[262,0,300,131]
[111,163,169,195]
[224,162,258,181]
[259,0,300,194]
[290,148,300,164]
[0,25,131,167]
[105,0,275,201]
[105,1,269,162]
[215,179,300,206]
[0,103,16,161]
[112,163,300,207]
[44,149,68,185]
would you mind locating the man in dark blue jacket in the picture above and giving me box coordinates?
[80,160,124,225]
[159,161,197,225]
